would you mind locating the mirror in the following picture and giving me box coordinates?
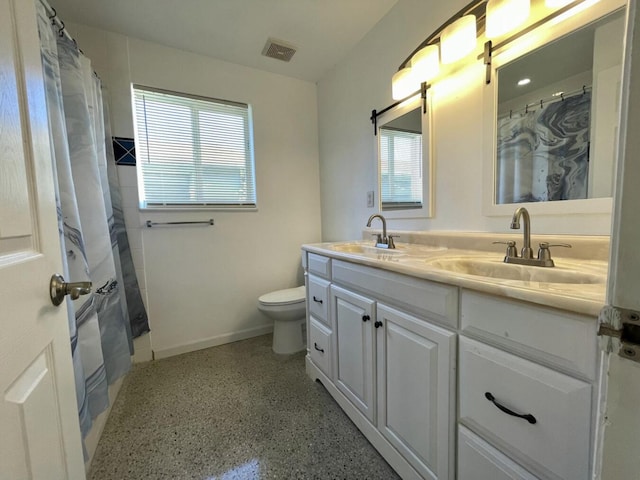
[494,9,624,206]
[377,96,433,219]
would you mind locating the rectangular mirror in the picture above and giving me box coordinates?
[483,0,625,217]
[377,95,433,219]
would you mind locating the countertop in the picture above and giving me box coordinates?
[303,236,609,317]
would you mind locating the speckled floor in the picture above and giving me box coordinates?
[89,334,400,480]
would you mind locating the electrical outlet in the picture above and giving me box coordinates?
[366,190,375,208]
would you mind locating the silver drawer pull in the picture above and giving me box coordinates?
[485,392,537,424]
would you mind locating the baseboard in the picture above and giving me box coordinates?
[305,356,423,480]
[84,377,125,473]
[153,324,274,360]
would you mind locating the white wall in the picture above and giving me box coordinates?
[68,23,322,358]
[317,0,613,241]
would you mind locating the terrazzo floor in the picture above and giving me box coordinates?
[89,334,400,480]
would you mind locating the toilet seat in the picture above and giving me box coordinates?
[258,286,305,306]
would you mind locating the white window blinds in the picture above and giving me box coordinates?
[133,85,256,209]
[379,126,423,209]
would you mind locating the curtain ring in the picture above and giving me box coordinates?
[509,109,512,119]
[540,99,543,109]
[58,20,65,37]
[48,6,57,23]
[561,93,565,101]
[525,104,529,114]
[583,85,586,95]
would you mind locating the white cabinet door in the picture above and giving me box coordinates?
[0,0,85,478]
[376,304,456,480]
[331,285,376,423]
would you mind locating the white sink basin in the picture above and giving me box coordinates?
[424,257,606,284]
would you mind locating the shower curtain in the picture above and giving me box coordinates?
[496,92,592,204]
[36,1,149,440]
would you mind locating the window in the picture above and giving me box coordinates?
[133,85,256,209]
[379,125,422,209]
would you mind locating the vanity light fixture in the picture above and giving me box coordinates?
[372,0,600,131]
[440,15,478,64]
[486,0,531,38]
[517,77,532,85]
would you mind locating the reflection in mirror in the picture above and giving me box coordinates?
[379,107,422,210]
[495,9,624,205]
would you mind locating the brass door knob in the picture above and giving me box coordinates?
[49,274,92,306]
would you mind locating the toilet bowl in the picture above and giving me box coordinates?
[258,286,306,354]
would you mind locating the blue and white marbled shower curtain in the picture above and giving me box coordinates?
[496,92,591,204]
[36,0,147,441]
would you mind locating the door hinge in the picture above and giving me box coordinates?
[598,305,640,363]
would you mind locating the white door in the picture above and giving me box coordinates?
[597,0,640,478]
[331,285,376,423]
[0,0,85,478]
[376,304,455,480]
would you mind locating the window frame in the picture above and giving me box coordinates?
[132,84,257,211]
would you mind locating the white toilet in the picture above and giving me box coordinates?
[258,286,307,354]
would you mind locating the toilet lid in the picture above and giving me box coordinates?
[259,286,306,306]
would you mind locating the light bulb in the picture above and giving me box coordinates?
[440,15,477,64]
[486,0,530,38]
[391,67,419,100]
[411,44,440,82]
[546,0,574,7]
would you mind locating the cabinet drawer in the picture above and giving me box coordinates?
[332,259,458,328]
[460,290,597,380]
[308,253,331,279]
[459,337,591,480]
[307,275,330,325]
[309,317,332,378]
[458,426,538,480]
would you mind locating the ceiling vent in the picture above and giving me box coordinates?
[262,38,297,62]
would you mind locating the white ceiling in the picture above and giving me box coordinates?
[50,0,399,82]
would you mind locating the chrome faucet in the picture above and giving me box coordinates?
[366,214,396,249]
[497,206,571,267]
[510,207,533,259]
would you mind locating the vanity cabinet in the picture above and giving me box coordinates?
[306,254,456,480]
[303,249,599,480]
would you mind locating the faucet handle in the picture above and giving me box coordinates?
[539,242,572,249]
[537,242,571,262]
[387,235,399,249]
[371,233,383,245]
[493,240,517,258]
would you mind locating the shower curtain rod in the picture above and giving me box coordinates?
[41,2,80,48]
[506,85,592,117]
